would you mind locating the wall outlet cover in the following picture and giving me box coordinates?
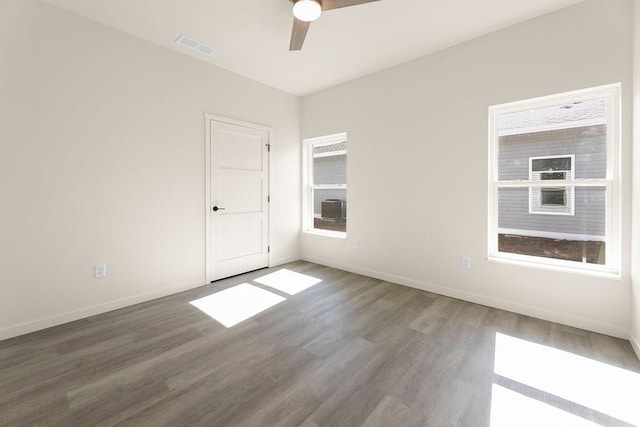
[94,264,107,278]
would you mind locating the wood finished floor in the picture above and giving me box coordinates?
[1,261,639,426]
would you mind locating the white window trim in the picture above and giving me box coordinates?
[302,132,347,238]
[528,154,575,216]
[488,83,621,277]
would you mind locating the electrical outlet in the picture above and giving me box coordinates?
[353,240,359,249]
[461,257,471,270]
[94,264,107,278]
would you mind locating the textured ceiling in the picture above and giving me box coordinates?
[42,0,584,96]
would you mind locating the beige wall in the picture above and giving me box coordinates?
[301,0,634,338]
[632,0,640,357]
[0,0,301,339]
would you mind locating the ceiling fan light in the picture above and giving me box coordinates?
[293,0,322,22]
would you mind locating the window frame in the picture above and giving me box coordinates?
[302,132,348,238]
[487,84,621,277]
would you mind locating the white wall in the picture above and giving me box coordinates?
[301,0,634,338]
[632,0,640,357]
[0,0,300,340]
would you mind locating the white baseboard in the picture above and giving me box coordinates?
[270,255,300,267]
[302,255,628,339]
[3,256,632,349]
[0,256,303,342]
[0,280,205,341]
[630,332,640,361]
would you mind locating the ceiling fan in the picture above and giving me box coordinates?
[289,0,381,51]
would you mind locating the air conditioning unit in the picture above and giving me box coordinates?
[321,199,346,219]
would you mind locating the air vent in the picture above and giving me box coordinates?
[175,34,217,57]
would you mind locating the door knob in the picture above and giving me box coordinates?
[212,206,226,212]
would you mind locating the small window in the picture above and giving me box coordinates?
[541,187,566,206]
[488,84,621,276]
[528,155,574,215]
[303,133,347,236]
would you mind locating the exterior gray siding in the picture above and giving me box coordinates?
[314,155,346,184]
[313,155,347,217]
[498,125,606,237]
[498,187,605,236]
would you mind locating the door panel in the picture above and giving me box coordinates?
[217,173,264,213]
[216,216,263,261]
[218,129,264,171]
[210,120,269,281]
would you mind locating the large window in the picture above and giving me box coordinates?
[488,84,620,276]
[303,133,347,236]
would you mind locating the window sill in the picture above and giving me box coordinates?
[303,229,347,239]
[487,254,621,280]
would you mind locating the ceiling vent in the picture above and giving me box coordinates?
[175,34,217,57]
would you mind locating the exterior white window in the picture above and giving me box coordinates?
[529,155,575,216]
[303,133,347,237]
[488,84,621,276]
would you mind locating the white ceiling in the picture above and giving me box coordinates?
[42,0,584,96]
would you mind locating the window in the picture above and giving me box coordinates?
[303,133,347,236]
[529,155,574,215]
[488,84,620,276]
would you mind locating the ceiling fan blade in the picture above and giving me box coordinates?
[290,17,311,51]
[321,0,381,11]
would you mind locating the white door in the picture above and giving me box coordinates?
[208,118,269,281]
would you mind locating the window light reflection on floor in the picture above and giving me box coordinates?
[190,283,285,328]
[490,384,600,427]
[253,268,322,295]
[493,332,640,426]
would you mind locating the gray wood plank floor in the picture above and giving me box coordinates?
[1,261,639,426]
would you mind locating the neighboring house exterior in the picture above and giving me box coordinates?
[497,99,607,241]
[313,142,346,218]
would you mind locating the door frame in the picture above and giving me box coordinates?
[204,114,272,284]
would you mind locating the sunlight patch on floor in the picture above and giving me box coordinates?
[253,268,322,295]
[493,332,640,426]
[490,384,600,427]
[190,283,285,328]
